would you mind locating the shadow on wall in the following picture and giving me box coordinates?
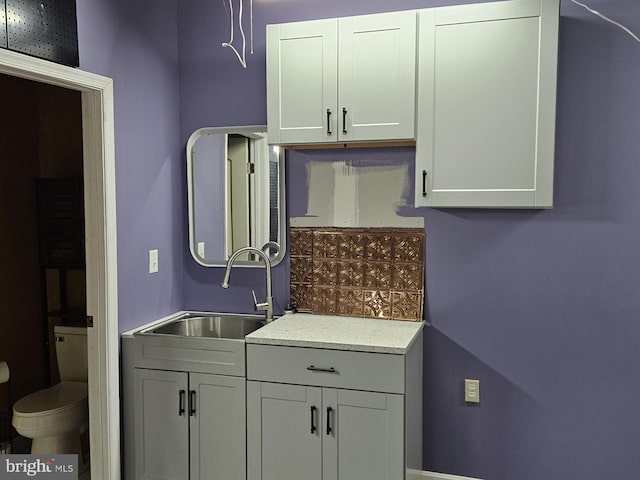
[422,328,550,479]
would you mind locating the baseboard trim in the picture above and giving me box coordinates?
[407,469,484,480]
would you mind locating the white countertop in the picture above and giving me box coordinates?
[245,313,424,354]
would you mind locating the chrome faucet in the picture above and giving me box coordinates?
[221,246,274,322]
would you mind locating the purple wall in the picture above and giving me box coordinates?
[68,0,640,477]
[179,0,640,479]
[178,0,291,315]
[76,0,184,332]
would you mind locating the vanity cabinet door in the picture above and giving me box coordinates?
[323,388,404,480]
[415,0,559,208]
[247,381,322,480]
[267,19,338,145]
[133,369,246,480]
[189,373,246,480]
[134,369,189,480]
[247,381,404,480]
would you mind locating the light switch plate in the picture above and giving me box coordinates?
[149,249,159,273]
[197,242,205,257]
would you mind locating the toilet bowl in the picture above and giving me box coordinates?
[12,326,89,467]
[12,381,88,454]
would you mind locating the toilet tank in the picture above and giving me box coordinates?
[54,326,88,382]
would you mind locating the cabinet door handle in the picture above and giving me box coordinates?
[326,407,333,435]
[327,109,332,136]
[310,406,317,434]
[422,170,428,197]
[188,390,196,416]
[307,365,336,373]
[178,390,186,416]
[342,108,348,135]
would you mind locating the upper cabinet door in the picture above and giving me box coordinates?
[267,19,338,145]
[338,11,417,142]
[415,0,559,208]
[267,12,417,145]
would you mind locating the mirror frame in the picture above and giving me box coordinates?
[186,125,286,268]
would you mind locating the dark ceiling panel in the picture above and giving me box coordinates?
[1,1,7,49]
[6,0,79,67]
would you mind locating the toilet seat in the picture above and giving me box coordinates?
[13,381,89,440]
[13,381,88,417]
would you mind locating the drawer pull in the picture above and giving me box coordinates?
[310,406,317,434]
[307,365,336,373]
[326,407,333,435]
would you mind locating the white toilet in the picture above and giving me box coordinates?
[12,326,89,461]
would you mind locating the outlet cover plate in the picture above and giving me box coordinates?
[465,379,480,403]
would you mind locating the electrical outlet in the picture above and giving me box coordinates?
[149,249,159,273]
[465,379,480,403]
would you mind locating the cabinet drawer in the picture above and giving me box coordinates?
[246,344,404,394]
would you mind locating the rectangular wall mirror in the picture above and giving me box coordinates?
[186,125,286,267]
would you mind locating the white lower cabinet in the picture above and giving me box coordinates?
[247,382,403,480]
[122,328,249,480]
[133,368,246,480]
[246,342,422,480]
[124,317,422,480]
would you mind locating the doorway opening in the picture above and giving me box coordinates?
[0,73,86,457]
[0,49,120,480]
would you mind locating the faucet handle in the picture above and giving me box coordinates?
[252,289,270,313]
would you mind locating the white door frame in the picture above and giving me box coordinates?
[0,49,120,480]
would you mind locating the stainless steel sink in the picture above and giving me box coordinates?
[144,314,265,339]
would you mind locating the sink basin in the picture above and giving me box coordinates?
[146,314,265,339]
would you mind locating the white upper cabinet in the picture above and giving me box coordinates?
[415,0,559,208]
[267,11,417,144]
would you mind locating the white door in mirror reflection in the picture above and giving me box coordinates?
[227,135,251,258]
[187,126,286,267]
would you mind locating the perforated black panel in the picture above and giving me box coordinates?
[6,0,78,67]
[0,1,7,48]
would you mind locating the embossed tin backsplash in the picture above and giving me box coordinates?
[290,227,425,321]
